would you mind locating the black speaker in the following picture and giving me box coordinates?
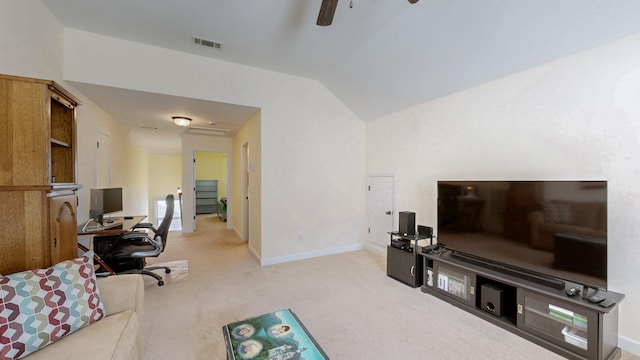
[481,284,503,317]
[399,211,416,236]
[417,225,433,237]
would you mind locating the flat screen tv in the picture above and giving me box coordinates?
[89,187,123,224]
[437,180,607,290]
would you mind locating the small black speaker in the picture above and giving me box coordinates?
[481,284,503,317]
[399,211,416,236]
[417,225,433,237]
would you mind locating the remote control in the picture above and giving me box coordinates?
[587,293,606,303]
[599,298,616,308]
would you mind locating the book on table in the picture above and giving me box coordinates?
[222,309,329,360]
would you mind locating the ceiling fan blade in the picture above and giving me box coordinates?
[317,0,339,26]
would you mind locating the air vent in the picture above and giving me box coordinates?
[193,37,222,49]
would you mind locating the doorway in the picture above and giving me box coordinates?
[193,150,229,232]
[367,174,395,249]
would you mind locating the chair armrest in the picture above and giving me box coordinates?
[131,222,154,230]
[97,274,144,321]
[119,231,153,241]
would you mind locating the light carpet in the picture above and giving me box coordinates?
[141,214,639,360]
[141,260,189,287]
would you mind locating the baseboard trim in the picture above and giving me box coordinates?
[248,245,260,263]
[261,243,365,266]
[365,243,386,256]
[619,335,640,356]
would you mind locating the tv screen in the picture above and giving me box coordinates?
[90,188,123,222]
[437,180,607,290]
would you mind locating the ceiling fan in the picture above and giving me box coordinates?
[317,0,419,26]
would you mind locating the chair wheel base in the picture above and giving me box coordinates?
[165,268,171,274]
[158,280,164,286]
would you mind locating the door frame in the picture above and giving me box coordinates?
[241,142,250,243]
[192,149,231,231]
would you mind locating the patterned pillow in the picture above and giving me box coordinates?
[543,201,575,225]
[0,252,106,359]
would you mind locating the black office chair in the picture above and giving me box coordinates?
[103,194,174,286]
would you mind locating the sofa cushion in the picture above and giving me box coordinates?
[0,252,106,359]
[21,310,140,360]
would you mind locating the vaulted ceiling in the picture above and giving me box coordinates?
[43,0,640,151]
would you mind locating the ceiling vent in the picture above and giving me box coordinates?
[193,37,222,49]
[186,126,232,137]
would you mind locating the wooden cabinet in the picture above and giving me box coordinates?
[387,245,423,287]
[50,193,79,265]
[0,74,81,275]
[195,180,218,214]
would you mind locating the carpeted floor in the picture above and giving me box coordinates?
[140,260,189,287]
[141,214,639,360]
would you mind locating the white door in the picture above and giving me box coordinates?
[95,129,111,188]
[367,175,395,247]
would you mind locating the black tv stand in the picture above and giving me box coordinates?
[421,251,624,360]
[450,251,565,290]
[386,232,433,287]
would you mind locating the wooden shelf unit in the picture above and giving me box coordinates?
[0,74,81,275]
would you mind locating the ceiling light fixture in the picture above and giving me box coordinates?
[172,116,192,127]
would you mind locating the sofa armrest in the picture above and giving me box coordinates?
[97,274,144,322]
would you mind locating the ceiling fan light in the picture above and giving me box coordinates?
[172,116,192,127]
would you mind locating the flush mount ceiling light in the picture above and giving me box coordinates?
[172,116,192,127]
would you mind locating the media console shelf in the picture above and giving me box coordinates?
[421,250,624,360]
[386,231,432,288]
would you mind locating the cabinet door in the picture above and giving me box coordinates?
[518,289,597,358]
[387,246,422,287]
[0,191,49,274]
[434,262,476,307]
[0,78,49,186]
[50,194,78,264]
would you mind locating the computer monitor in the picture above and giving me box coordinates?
[89,188,123,224]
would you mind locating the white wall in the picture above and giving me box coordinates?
[62,29,367,263]
[0,0,64,81]
[0,0,149,234]
[148,154,182,221]
[367,33,640,351]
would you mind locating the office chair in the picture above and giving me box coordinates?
[103,194,174,286]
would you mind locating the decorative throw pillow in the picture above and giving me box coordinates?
[543,201,575,225]
[0,252,106,359]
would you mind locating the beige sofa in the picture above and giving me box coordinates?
[24,274,145,360]
[528,200,607,251]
